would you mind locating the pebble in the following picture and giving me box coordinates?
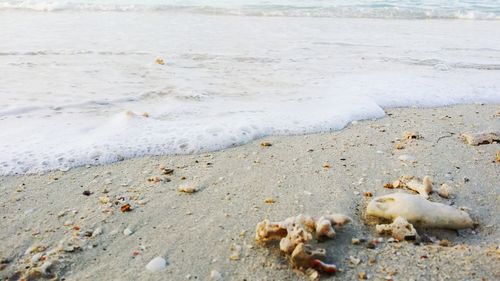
[120,203,132,212]
[260,141,272,147]
[210,270,223,280]
[438,183,453,198]
[31,253,42,263]
[178,185,197,193]
[398,154,416,163]
[350,256,361,265]
[92,227,102,237]
[123,228,134,236]
[358,271,368,279]
[229,244,241,261]
[146,257,166,272]
[264,198,276,204]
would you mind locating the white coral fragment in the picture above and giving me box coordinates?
[405,176,433,199]
[438,183,454,199]
[366,193,473,229]
[375,216,419,241]
[461,131,499,146]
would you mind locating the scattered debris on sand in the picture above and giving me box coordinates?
[255,214,350,278]
[366,193,473,229]
[460,131,499,146]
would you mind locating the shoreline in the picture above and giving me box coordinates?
[1,104,499,280]
[2,103,498,178]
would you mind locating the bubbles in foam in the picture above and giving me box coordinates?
[1,9,500,175]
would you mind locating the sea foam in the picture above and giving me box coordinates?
[0,10,500,175]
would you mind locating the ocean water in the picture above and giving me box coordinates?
[1,1,500,175]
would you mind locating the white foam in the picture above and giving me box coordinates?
[0,12,500,175]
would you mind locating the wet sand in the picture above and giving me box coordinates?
[1,104,499,280]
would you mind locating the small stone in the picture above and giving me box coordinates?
[98,196,110,204]
[363,191,373,197]
[148,176,162,183]
[210,270,223,280]
[120,203,132,212]
[350,256,361,265]
[31,253,42,263]
[439,239,450,247]
[161,168,174,175]
[264,198,275,204]
[123,228,133,236]
[438,183,453,199]
[384,183,395,189]
[155,58,165,65]
[82,190,92,196]
[178,185,197,193]
[229,244,241,261]
[352,238,361,245]
[366,241,376,249]
[260,141,272,147]
[398,154,416,163]
[146,257,166,272]
[358,271,368,279]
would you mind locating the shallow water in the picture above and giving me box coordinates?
[1,1,500,175]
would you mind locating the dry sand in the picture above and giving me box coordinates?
[1,104,499,280]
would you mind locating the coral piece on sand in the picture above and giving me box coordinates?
[255,214,349,277]
[461,131,499,146]
[406,176,433,199]
[438,183,453,199]
[315,214,351,239]
[366,193,473,229]
[178,185,197,193]
[290,243,326,269]
[375,216,419,241]
[394,175,432,198]
[279,224,313,254]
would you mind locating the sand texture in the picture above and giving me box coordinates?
[1,104,499,280]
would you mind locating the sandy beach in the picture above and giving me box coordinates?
[0,104,499,280]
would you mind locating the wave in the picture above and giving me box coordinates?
[1,1,499,20]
